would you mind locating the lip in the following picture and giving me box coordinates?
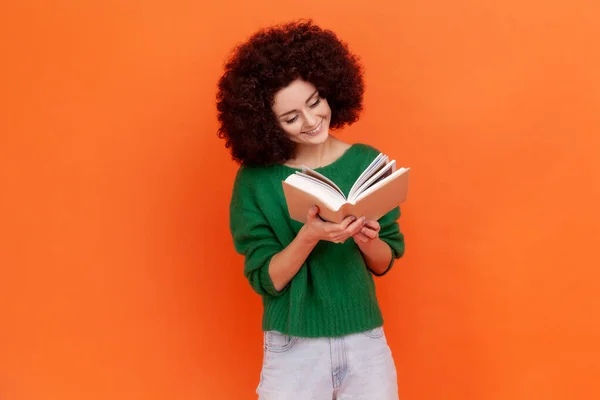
[302,120,323,136]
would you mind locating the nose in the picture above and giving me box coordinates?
[303,110,318,128]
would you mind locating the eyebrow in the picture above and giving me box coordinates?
[277,90,319,118]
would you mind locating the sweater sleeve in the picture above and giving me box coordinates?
[229,167,286,297]
[374,205,406,277]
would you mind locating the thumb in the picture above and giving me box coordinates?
[306,205,319,221]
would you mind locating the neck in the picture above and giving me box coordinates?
[292,137,336,168]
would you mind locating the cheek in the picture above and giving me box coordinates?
[319,102,332,118]
[280,122,302,137]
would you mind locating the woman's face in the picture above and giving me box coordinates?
[272,79,332,146]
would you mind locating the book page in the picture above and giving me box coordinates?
[294,172,345,200]
[282,182,350,223]
[301,166,345,198]
[284,173,347,211]
[341,167,410,222]
[347,153,388,200]
[354,167,409,203]
[348,160,396,203]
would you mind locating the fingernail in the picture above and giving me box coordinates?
[350,216,356,221]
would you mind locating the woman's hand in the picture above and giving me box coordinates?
[299,206,366,245]
[352,220,380,244]
[352,219,393,275]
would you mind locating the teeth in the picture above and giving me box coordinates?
[305,121,322,134]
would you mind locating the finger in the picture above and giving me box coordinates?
[364,220,380,231]
[328,234,346,243]
[353,232,370,243]
[333,217,364,242]
[345,216,366,236]
[306,205,319,221]
[338,215,357,230]
[329,216,364,241]
[360,226,378,239]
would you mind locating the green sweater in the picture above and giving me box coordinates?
[229,143,405,337]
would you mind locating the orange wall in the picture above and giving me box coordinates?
[1,1,599,399]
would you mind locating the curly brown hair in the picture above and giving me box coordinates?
[216,20,365,167]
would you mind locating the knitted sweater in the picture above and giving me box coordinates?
[229,143,405,337]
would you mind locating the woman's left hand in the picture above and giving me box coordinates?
[352,219,380,244]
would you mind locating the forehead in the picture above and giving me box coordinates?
[272,79,317,113]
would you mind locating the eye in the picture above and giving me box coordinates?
[285,115,299,124]
[309,98,321,108]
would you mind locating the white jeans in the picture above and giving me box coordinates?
[257,326,399,400]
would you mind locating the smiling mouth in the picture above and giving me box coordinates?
[302,120,323,136]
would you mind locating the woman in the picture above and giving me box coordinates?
[217,20,405,400]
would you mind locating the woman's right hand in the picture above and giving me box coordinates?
[300,205,366,244]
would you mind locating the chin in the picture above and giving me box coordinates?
[307,130,329,143]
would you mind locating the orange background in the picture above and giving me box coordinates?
[1,1,599,399]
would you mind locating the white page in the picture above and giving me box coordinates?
[284,174,347,210]
[348,153,388,200]
[354,154,386,190]
[354,167,410,202]
[349,160,396,203]
[300,166,345,198]
[294,172,346,200]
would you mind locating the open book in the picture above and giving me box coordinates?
[282,153,410,224]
